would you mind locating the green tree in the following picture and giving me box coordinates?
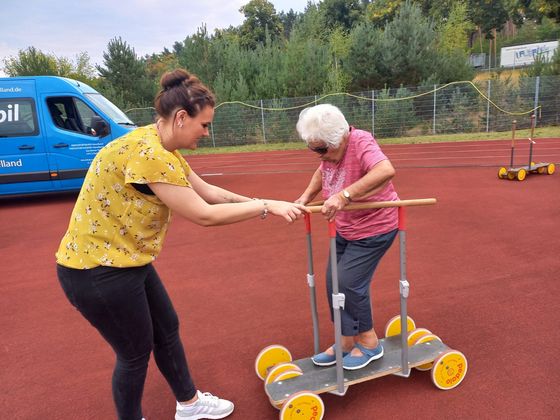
[366,0,403,27]
[414,0,455,20]
[3,47,96,82]
[2,47,58,76]
[97,37,154,109]
[438,1,474,53]
[279,9,301,39]
[345,23,386,89]
[282,32,330,96]
[531,0,560,22]
[324,27,351,92]
[319,0,366,31]
[382,1,439,86]
[468,0,509,38]
[239,0,284,49]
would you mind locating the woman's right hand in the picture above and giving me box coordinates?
[266,200,309,223]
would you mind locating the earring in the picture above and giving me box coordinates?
[178,122,183,128]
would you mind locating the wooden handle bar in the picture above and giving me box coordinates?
[305,198,437,213]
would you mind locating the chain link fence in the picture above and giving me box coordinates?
[126,75,560,148]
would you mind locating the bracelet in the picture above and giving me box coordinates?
[261,200,268,219]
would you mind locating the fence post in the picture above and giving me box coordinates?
[533,76,540,127]
[486,80,491,133]
[371,90,375,136]
[260,99,267,143]
[210,123,216,147]
[432,84,437,134]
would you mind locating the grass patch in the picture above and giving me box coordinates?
[184,125,560,155]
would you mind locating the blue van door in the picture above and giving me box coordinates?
[0,88,54,195]
[41,94,114,191]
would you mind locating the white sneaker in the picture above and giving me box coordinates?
[175,391,234,420]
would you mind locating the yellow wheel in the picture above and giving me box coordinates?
[517,168,527,181]
[412,334,442,371]
[265,363,303,386]
[385,315,416,338]
[255,345,292,380]
[507,171,516,180]
[407,328,432,347]
[547,163,555,175]
[279,391,325,420]
[537,166,546,174]
[498,167,507,179]
[431,350,468,390]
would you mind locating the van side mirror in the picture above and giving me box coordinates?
[90,116,110,137]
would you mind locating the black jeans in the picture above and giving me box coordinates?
[57,263,196,420]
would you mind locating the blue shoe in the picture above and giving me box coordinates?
[311,346,350,367]
[342,342,384,370]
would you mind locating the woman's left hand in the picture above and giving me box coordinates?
[321,193,348,222]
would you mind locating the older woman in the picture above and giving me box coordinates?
[295,104,399,370]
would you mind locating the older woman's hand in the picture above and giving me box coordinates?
[321,193,348,222]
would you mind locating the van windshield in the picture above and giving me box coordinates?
[85,93,135,126]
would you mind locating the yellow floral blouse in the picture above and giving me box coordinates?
[56,125,191,269]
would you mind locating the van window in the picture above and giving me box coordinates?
[46,97,106,136]
[0,98,38,137]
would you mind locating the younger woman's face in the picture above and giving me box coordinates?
[179,105,214,150]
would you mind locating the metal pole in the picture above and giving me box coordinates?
[260,99,266,143]
[533,77,540,128]
[397,207,410,377]
[486,80,491,133]
[432,84,437,134]
[371,90,375,137]
[304,214,320,354]
[329,221,346,395]
[210,122,216,147]
[528,114,536,168]
[510,120,516,168]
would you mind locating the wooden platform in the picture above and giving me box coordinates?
[266,335,449,404]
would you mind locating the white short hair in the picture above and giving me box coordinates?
[296,104,349,148]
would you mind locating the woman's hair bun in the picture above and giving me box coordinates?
[160,69,198,90]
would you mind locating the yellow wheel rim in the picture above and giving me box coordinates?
[255,345,292,380]
[407,328,432,347]
[274,370,303,382]
[412,334,442,371]
[265,363,302,385]
[431,350,468,390]
[537,167,546,174]
[517,169,526,181]
[507,171,516,180]
[385,315,416,337]
[498,167,507,179]
[280,391,325,420]
[547,163,555,175]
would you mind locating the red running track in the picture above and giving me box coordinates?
[1,138,559,419]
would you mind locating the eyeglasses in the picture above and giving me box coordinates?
[308,144,329,155]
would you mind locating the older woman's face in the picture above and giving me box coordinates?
[307,140,342,162]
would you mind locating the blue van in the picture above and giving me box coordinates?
[0,76,136,197]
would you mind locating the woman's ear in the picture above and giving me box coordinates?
[175,109,188,128]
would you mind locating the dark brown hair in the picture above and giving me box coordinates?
[155,69,215,119]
